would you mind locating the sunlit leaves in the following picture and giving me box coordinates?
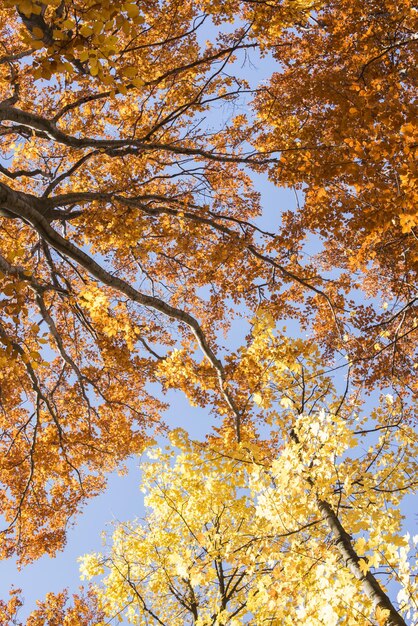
[81,416,417,625]
[253,0,418,388]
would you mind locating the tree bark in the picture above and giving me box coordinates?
[317,499,407,626]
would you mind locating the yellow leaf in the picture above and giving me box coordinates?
[122,66,137,79]
[125,3,140,18]
[62,19,76,29]
[132,77,145,88]
[31,26,44,39]
[32,39,45,50]
[375,606,390,626]
[253,392,263,406]
[280,396,293,409]
[80,24,93,37]
[354,536,367,555]
[93,21,103,35]
[52,29,66,40]
[367,552,380,569]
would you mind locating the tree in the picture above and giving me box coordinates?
[80,393,418,626]
[0,0,324,562]
[0,587,103,625]
[253,0,418,389]
[0,1,416,622]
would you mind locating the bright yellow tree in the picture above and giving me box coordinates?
[81,323,418,626]
[80,424,418,625]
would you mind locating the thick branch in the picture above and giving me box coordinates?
[0,181,243,439]
[0,104,259,164]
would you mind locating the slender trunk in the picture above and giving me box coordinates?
[288,429,406,626]
[317,499,407,626]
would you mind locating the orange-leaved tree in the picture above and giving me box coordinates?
[0,587,103,625]
[253,0,418,389]
[0,0,332,563]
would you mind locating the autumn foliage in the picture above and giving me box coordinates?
[0,0,416,624]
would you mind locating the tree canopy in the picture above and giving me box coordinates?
[78,335,417,625]
[0,0,416,624]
